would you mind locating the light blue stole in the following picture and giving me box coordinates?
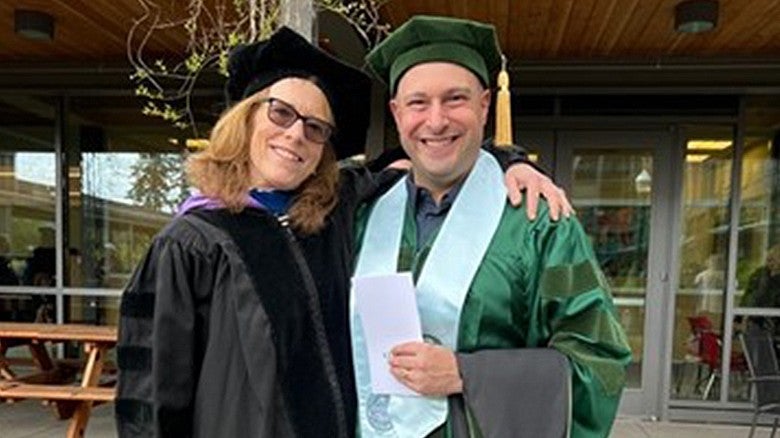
[351,151,506,437]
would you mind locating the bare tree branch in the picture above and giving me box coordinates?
[128,0,392,134]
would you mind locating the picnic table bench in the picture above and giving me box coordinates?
[0,322,118,438]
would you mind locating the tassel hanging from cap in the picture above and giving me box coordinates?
[494,54,513,147]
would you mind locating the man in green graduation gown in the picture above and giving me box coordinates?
[350,15,632,438]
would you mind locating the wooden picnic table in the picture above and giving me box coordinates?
[0,322,118,438]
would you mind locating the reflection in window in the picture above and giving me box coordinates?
[68,149,187,291]
[66,296,120,326]
[0,97,57,322]
[63,95,206,300]
[69,152,186,290]
[570,149,653,388]
[672,127,734,400]
[2,154,57,288]
[736,134,780,309]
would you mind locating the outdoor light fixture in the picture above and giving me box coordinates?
[675,0,719,33]
[634,169,652,195]
[14,9,55,41]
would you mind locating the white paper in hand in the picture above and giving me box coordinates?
[353,272,422,395]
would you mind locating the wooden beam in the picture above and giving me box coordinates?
[281,0,315,41]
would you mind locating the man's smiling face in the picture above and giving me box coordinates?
[390,62,490,199]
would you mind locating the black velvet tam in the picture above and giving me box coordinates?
[226,26,372,159]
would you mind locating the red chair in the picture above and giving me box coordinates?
[688,315,713,333]
[688,316,748,399]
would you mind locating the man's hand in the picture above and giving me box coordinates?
[388,342,462,396]
[505,163,574,221]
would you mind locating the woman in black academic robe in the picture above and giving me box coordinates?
[115,27,376,438]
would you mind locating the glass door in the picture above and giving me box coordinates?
[669,126,737,406]
[555,130,675,418]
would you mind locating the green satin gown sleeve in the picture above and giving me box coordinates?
[450,203,631,438]
[521,209,632,438]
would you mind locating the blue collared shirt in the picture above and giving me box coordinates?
[405,175,465,250]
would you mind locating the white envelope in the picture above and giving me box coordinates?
[353,272,422,395]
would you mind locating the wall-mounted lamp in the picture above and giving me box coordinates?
[15,9,55,41]
[635,169,652,194]
[675,0,719,33]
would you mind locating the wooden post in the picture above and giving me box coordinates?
[280,0,316,41]
[66,343,106,438]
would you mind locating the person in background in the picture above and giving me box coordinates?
[0,234,18,286]
[22,225,55,287]
[21,225,55,322]
[742,244,780,343]
[744,244,780,309]
[694,254,725,316]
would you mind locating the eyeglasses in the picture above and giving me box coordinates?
[259,97,335,144]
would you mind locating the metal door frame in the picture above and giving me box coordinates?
[552,129,676,418]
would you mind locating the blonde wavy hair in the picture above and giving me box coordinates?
[187,84,340,235]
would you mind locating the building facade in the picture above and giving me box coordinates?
[1,0,779,425]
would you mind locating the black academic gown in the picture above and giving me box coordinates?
[115,167,391,438]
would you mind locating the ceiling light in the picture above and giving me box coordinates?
[15,9,55,41]
[675,0,719,33]
[686,140,732,151]
[686,154,711,163]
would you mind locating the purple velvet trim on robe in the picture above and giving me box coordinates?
[175,193,262,217]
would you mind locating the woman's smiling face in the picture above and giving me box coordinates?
[248,77,333,191]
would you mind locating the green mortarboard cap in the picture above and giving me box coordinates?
[366,15,502,94]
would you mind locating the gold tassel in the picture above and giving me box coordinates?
[494,54,513,147]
